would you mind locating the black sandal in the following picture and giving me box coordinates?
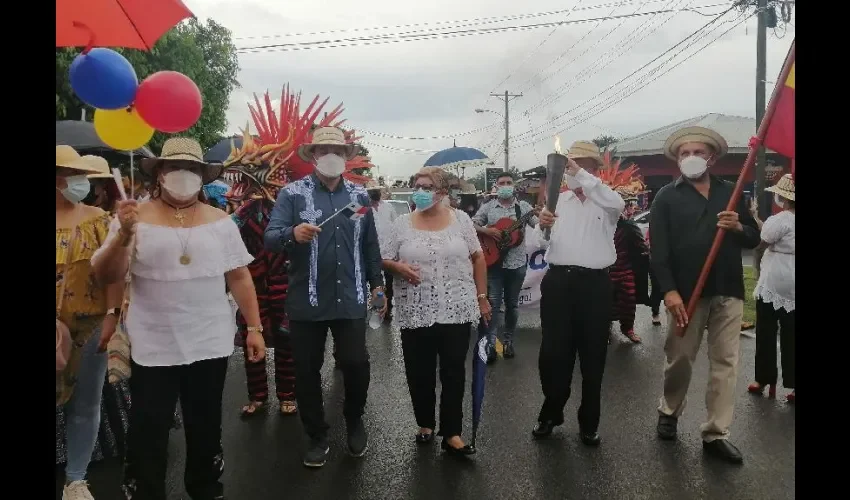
[415,430,434,444]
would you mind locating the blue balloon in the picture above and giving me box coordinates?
[69,48,139,110]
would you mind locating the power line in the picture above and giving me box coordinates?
[235,7,728,54]
[354,122,501,140]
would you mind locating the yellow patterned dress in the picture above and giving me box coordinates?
[56,212,111,405]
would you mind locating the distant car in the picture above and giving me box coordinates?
[386,199,411,216]
[631,209,650,240]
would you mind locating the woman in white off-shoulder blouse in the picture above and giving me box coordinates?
[382,167,491,457]
[92,138,265,499]
[747,173,795,404]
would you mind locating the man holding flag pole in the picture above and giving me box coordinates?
[652,40,794,464]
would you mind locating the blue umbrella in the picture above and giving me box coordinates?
[471,318,489,449]
[424,145,492,171]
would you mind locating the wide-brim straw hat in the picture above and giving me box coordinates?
[765,173,794,201]
[297,126,358,163]
[83,155,114,179]
[663,126,728,160]
[141,137,223,185]
[567,140,603,167]
[56,145,103,174]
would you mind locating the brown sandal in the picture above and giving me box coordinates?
[279,400,298,416]
[240,400,265,418]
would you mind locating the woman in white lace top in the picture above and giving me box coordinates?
[92,138,265,498]
[747,173,795,403]
[382,167,491,456]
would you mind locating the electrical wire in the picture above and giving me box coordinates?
[235,6,729,54]
[353,122,500,140]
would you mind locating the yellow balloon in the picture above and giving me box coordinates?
[94,107,154,151]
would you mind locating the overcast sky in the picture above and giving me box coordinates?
[183,0,794,180]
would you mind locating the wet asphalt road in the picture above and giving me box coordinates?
[62,306,795,500]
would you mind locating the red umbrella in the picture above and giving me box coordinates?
[56,0,194,51]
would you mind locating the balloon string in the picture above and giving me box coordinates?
[73,21,96,54]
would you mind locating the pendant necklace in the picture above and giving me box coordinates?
[162,199,198,265]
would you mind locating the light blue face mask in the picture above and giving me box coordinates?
[59,175,92,204]
[497,186,514,199]
[411,189,435,210]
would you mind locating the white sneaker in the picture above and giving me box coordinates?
[63,480,94,500]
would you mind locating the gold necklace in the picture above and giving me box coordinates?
[161,199,198,265]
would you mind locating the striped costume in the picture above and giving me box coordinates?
[231,198,296,403]
[610,218,648,335]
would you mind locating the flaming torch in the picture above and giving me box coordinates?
[543,136,568,241]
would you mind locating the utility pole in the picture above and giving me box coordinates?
[755,0,768,221]
[490,90,522,171]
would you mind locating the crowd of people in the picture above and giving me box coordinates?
[57,113,794,499]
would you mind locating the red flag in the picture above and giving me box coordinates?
[763,58,795,160]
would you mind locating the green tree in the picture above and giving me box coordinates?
[592,134,618,151]
[468,166,520,191]
[56,18,240,154]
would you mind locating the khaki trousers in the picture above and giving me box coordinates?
[658,295,743,442]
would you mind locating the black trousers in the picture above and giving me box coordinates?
[649,271,664,316]
[538,265,612,432]
[400,323,471,438]
[289,319,370,439]
[385,273,394,315]
[124,357,228,500]
[754,298,795,388]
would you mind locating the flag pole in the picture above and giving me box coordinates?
[674,40,795,337]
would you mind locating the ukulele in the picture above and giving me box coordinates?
[478,207,540,267]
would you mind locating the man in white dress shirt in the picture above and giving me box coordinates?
[529,141,625,446]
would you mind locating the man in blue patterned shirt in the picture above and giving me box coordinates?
[473,171,538,362]
[265,127,384,468]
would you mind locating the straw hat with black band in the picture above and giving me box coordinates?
[567,140,604,167]
[765,173,794,201]
[140,137,224,185]
[83,155,113,179]
[297,127,358,163]
[663,126,729,160]
[56,145,104,175]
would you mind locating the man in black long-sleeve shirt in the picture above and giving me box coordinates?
[650,126,760,464]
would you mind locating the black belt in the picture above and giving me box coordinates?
[549,264,609,275]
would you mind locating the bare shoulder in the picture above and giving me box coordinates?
[202,203,230,221]
[79,204,106,218]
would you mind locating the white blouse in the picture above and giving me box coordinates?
[754,210,795,312]
[93,216,254,366]
[381,209,482,330]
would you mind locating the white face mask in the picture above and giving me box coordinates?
[565,175,582,191]
[162,170,202,202]
[679,156,708,179]
[315,154,346,178]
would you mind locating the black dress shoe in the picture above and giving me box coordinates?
[580,431,601,447]
[415,430,435,444]
[441,439,476,456]
[656,415,678,440]
[532,420,559,438]
[703,439,743,464]
[503,343,515,359]
[346,419,368,457]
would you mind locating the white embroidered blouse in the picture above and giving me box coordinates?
[754,210,795,312]
[381,209,482,330]
[93,216,254,366]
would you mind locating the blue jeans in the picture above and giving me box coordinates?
[487,265,527,347]
[64,326,107,482]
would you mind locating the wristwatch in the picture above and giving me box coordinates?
[106,308,120,317]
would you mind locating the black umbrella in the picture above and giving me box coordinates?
[56,120,154,158]
[204,135,260,163]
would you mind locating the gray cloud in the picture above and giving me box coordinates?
[185,0,794,178]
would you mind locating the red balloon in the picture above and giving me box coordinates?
[134,71,203,133]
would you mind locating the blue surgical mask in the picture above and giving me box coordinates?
[411,189,435,211]
[497,186,514,199]
[59,175,91,204]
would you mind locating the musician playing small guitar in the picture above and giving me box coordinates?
[472,172,539,363]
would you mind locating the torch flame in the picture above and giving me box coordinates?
[554,136,562,154]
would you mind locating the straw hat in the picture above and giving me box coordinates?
[56,145,103,174]
[663,126,728,160]
[83,155,113,179]
[297,127,358,163]
[567,141,603,166]
[140,137,223,185]
[765,173,794,201]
